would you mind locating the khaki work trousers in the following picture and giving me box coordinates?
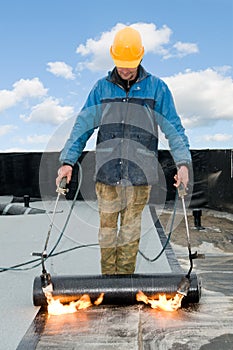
[95,182,151,274]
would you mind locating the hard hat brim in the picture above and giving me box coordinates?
[112,58,142,68]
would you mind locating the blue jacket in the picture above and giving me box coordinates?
[60,66,191,185]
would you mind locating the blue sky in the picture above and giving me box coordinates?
[0,0,232,152]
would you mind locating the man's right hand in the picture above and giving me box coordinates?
[56,165,73,187]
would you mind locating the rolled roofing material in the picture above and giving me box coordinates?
[33,273,201,307]
[0,203,45,215]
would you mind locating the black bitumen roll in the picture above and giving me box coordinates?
[33,273,201,307]
[0,203,45,215]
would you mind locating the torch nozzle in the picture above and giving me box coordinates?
[178,183,187,198]
[40,272,53,294]
[177,276,191,296]
[32,250,47,258]
[56,177,69,195]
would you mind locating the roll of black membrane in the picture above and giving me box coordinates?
[0,203,45,215]
[33,273,201,307]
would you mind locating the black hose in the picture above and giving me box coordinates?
[139,191,178,262]
[0,162,179,272]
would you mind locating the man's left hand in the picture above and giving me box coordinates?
[174,165,189,189]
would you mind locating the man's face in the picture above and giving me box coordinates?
[116,67,138,81]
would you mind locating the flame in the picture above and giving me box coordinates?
[136,291,184,311]
[45,292,104,316]
[94,292,104,305]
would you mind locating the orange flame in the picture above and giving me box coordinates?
[45,292,104,316]
[136,291,184,311]
[94,292,104,306]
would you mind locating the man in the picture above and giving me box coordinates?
[56,26,191,275]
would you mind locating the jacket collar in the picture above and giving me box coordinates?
[107,65,149,86]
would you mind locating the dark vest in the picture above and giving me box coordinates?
[95,98,159,186]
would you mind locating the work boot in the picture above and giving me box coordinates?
[100,247,117,274]
[116,239,140,274]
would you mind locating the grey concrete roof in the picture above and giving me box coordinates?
[0,199,174,349]
[0,198,233,349]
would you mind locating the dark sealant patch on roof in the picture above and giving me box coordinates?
[16,309,48,350]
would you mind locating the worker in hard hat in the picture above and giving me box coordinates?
[56,26,191,274]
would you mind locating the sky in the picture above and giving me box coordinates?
[0,0,232,153]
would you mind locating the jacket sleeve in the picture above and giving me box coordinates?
[154,79,192,167]
[59,83,102,166]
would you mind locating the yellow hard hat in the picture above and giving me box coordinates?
[110,26,144,68]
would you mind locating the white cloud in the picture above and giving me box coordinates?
[203,133,233,142]
[21,97,74,125]
[47,61,75,80]
[0,78,47,112]
[133,22,172,55]
[163,68,233,128]
[214,65,232,75]
[76,24,120,71]
[164,41,199,59]
[75,22,198,72]
[18,134,51,144]
[0,147,33,152]
[0,124,17,136]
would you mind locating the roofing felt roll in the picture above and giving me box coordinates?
[0,203,45,215]
[33,273,201,307]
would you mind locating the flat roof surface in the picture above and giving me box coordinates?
[1,197,233,349]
